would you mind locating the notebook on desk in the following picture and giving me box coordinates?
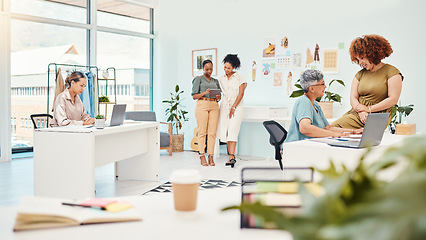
[106,104,126,127]
[328,113,389,148]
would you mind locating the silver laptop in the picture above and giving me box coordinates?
[106,104,127,127]
[328,113,389,148]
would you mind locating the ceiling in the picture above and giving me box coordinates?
[46,0,150,20]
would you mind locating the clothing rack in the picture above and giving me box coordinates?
[47,63,99,114]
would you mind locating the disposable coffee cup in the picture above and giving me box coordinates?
[170,169,201,211]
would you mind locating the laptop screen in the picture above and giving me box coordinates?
[109,104,127,126]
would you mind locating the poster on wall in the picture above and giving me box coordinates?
[276,34,292,56]
[251,60,257,82]
[192,48,217,77]
[285,71,293,95]
[273,72,283,87]
[262,60,274,78]
[287,70,301,97]
[276,56,291,69]
[262,37,276,58]
[322,49,339,73]
[292,52,303,68]
[305,43,322,70]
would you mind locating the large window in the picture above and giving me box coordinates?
[97,2,150,34]
[9,0,154,153]
[11,19,87,147]
[11,0,86,23]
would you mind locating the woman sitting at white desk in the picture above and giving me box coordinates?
[51,71,95,127]
[285,70,362,142]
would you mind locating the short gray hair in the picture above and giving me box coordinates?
[300,69,324,93]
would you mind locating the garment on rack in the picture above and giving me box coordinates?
[52,68,65,112]
[79,71,95,118]
[93,74,99,116]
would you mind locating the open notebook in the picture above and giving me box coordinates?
[14,196,141,231]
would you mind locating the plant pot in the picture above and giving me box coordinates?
[171,134,184,152]
[95,119,105,129]
[318,101,333,118]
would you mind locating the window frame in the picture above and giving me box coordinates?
[5,0,155,158]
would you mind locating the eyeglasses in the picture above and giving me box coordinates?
[311,83,325,87]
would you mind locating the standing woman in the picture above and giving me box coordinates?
[218,54,247,168]
[192,60,221,166]
[331,34,403,129]
[51,71,95,127]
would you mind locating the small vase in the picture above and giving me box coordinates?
[95,119,105,129]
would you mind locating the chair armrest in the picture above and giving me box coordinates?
[160,122,173,135]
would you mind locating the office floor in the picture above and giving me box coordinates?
[0,150,277,206]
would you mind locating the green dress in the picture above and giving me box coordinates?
[331,64,402,129]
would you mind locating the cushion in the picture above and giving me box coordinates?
[160,131,170,147]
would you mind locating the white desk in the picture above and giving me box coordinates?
[0,188,293,240]
[34,122,160,199]
[283,133,410,181]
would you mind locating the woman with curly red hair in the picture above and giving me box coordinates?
[331,34,403,129]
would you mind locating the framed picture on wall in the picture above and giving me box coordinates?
[192,48,217,77]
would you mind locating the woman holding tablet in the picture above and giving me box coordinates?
[192,59,221,166]
[217,54,247,168]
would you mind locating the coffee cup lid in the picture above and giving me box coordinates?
[170,169,201,184]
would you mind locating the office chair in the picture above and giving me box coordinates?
[263,120,288,170]
[30,114,53,129]
[125,111,173,156]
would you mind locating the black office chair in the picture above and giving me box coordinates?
[30,114,53,129]
[263,120,288,170]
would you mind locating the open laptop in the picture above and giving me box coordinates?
[327,112,390,148]
[106,104,127,127]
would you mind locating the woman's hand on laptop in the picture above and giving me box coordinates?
[359,111,368,123]
[354,128,363,134]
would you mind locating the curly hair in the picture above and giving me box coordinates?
[349,34,393,65]
[222,54,241,69]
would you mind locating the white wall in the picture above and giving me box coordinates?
[154,0,426,156]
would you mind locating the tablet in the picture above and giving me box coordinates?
[209,89,221,97]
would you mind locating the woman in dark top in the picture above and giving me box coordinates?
[191,60,221,166]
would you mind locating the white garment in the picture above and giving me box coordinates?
[217,72,247,142]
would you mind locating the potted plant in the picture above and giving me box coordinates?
[223,135,426,239]
[290,79,345,118]
[389,103,414,134]
[162,85,189,152]
[94,114,105,129]
[99,95,110,103]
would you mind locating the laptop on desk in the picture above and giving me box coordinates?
[327,113,389,148]
[106,104,127,127]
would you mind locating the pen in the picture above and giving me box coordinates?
[62,202,106,210]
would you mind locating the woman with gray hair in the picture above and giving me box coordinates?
[285,69,362,142]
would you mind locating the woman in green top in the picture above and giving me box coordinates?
[331,35,403,129]
[191,60,221,166]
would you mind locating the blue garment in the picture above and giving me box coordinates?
[285,95,329,142]
[79,72,95,117]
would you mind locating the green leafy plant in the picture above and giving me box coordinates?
[95,114,105,119]
[223,136,426,239]
[162,85,189,135]
[389,103,414,133]
[99,95,110,103]
[290,79,345,103]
